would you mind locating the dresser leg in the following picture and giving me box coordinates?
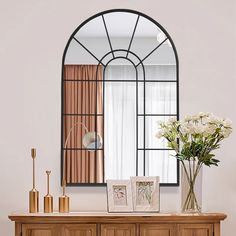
[214,223,220,236]
[15,223,21,236]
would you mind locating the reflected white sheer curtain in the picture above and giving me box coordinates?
[144,65,177,183]
[105,65,176,183]
[104,65,136,180]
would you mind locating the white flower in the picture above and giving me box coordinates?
[156,130,164,139]
[194,124,205,134]
[220,123,233,137]
[155,112,233,169]
[203,124,216,136]
[208,115,223,125]
[184,115,192,122]
[198,112,212,118]
[220,127,232,138]
[181,122,195,135]
[205,112,212,117]
[222,119,232,128]
[191,115,199,121]
[169,117,177,123]
[166,117,178,126]
[198,112,205,117]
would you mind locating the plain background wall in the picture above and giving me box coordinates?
[0,0,235,235]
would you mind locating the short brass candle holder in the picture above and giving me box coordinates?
[59,180,70,213]
[29,148,39,213]
[44,170,53,213]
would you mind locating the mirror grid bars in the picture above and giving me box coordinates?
[61,9,179,186]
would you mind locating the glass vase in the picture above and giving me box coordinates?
[181,160,202,213]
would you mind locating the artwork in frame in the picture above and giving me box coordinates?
[131,176,160,212]
[107,180,133,212]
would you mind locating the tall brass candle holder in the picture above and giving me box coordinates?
[44,171,53,213]
[59,179,70,213]
[29,148,39,213]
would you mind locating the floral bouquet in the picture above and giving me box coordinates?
[156,112,232,212]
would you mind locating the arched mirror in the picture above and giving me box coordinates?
[61,9,179,186]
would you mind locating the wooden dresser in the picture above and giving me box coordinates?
[9,212,226,236]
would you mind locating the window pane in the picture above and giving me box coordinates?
[142,40,176,65]
[104,81,136,180]
[145,150,177,183]
[144,65,176,81]
[138,82,144,114]
[146,82,177,114]
[63,81,103,115]
[130,16,166,60]
[65,39,99,65]
[138,116,144,149]
[64,149,104,184]
[138,150,144,176]
[74,15,110,61]
[104,12,139,51]
[105,64,136,81]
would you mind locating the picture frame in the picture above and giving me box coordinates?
[106,180,133,212]
[131,176,160,212]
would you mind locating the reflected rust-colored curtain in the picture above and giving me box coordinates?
[63,65,103,183]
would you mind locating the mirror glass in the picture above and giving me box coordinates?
[62,10,178,186]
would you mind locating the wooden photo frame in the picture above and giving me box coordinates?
[131,176,160,212]
[107,180,133,212]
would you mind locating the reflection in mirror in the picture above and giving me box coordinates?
[104,12,138,52]
[104,61,137,180]
[62,9,178,186]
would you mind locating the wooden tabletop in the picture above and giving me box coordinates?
[9,212,227,224]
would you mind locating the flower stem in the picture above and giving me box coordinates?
[182,160,202,212]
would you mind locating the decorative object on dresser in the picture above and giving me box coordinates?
[29,148,39,213]
[107,180,133,212]
[44,170,53,213]
[131,176,160,212]
[157,112,233,213]
[9,212,227,236]
[59,179,70,213]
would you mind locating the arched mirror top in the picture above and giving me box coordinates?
[63,9,178,67]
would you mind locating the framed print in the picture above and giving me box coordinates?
[131,176,160,212]
[107,180,133,212]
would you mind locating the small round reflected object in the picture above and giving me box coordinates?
[82,132,103,151]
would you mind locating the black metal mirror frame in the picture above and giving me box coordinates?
[61,8,179,187]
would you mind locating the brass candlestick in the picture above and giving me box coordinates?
[44,171,53,213]
[59,180,70,213]
[29,148,39,213]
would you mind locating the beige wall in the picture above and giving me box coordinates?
[0,0,235,235]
